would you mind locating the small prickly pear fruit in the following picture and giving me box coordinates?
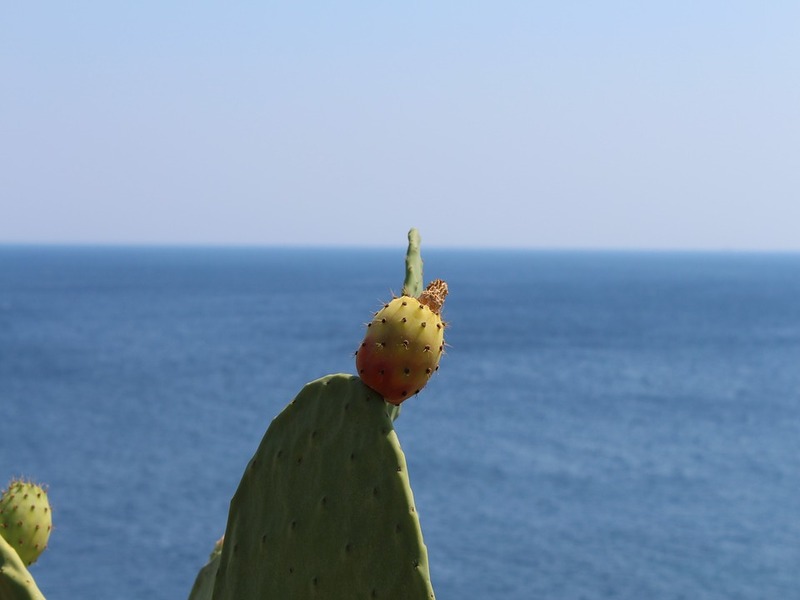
[356,279,448,405]
[0,479,52,567]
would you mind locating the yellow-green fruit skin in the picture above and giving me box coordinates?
[0,481,52,566]
[356,296,444,404]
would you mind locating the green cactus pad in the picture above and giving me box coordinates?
[212,374,435,600]
[0,535,46,600]
[188,536,224,600]
[0,481,52,567]
[402,228,423,299]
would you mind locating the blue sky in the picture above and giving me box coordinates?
[2,2,798,249]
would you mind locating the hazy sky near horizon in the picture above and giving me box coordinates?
[2,2,799,249]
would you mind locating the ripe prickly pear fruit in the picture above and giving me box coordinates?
[356,279,448,405]
[0,480,52,567]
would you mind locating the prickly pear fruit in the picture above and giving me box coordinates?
[356,279,448,405]
[0,480,52,567]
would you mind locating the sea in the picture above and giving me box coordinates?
[1,246,798,600]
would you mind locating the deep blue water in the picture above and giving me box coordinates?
[1,246,799,600]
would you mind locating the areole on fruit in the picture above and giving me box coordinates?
[355,279,448,404]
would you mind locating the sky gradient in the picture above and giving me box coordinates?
[3,2,799,249]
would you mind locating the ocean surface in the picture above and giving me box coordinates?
[1,246,798,600]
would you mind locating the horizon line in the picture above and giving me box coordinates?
[2,240,800,255]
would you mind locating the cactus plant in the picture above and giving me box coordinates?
[193,228,442,599]
[188,536,224,600]
[0,480,52,567]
